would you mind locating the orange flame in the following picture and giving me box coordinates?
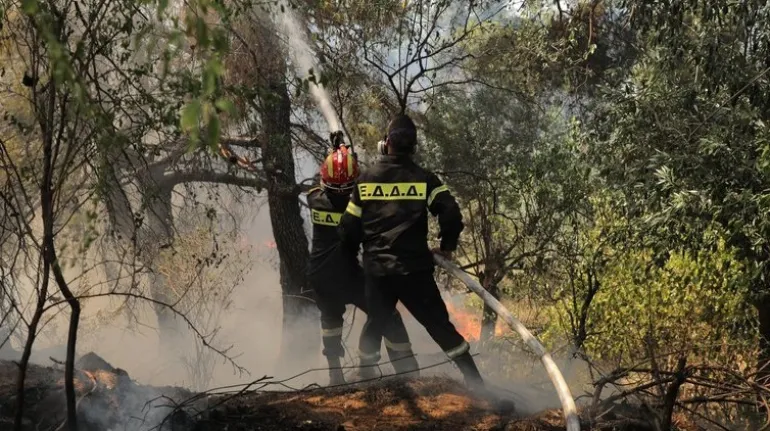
[445,300,482,342]
[444,299,507,342]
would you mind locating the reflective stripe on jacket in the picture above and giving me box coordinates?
[338,155,464,276]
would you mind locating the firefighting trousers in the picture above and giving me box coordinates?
[311,273,414,361]
[358,270,470,363]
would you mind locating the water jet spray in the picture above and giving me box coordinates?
[276,4,342,139]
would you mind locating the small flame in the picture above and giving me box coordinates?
[446,300,482,341]
[263,240,277,249]
[234,234,251,252]
[444,298,507,342]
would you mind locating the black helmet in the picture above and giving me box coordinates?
[386,114,417,154]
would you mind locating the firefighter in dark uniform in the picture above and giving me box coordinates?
[307,139,420,385]
[337,114,485,389]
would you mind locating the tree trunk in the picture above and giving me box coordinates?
[142,185,183,349]
[479,271,499,347]
[755,293,770,386]
[574,267,600,351]
[14,259,50,430]
[660,356,688,431]
[260,80,318,373]
[100,149,181,347]
[477,200,499,347]
[103,165,182,350]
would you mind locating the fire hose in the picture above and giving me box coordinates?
[433,254,581,431]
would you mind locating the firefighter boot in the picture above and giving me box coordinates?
[326,356,345,386]
[453,352,515,412]
[453,351,485,390]
[350,352,380,382]
[386,347,420,378]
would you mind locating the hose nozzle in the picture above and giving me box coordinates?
[330,130,344,149]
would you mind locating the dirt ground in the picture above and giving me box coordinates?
[0,355,571,431]
[198,376,568,431]
[0,354,706,431]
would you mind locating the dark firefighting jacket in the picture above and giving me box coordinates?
[306,186,360,279]
[337,155,464,276]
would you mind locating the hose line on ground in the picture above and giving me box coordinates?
[434,254,581,431]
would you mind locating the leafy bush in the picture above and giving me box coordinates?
[544,226,757,369]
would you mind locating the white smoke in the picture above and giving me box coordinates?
[275,5,341,132]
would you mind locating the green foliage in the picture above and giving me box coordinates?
[589,234,751,363]
[586,1,770,294]
[423,84,589,282]
[411,2,770,422]
[539,197,756,369]
[16,0,235,152]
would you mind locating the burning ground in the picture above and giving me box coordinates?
[0,352,563,431]
[197,377,565,431]
[0,299,705,431]
[0,352,709,431]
